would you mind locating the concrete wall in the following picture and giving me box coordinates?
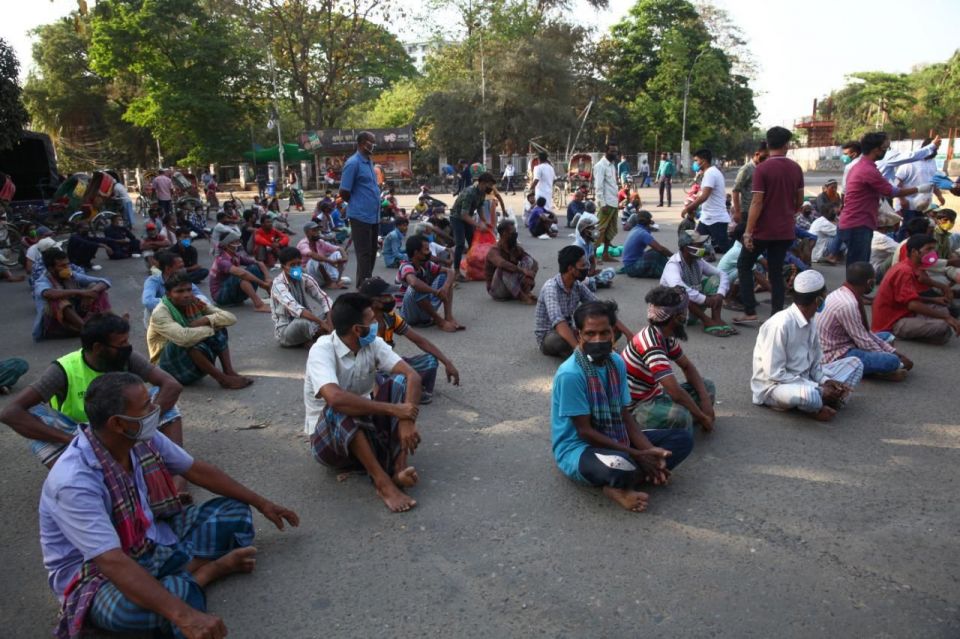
[788,138,957,173]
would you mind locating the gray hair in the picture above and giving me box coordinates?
[85,372,144,429]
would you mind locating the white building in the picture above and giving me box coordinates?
[403,40,453,72]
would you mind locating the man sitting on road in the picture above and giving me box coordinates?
[360,277,460,404]
[142,251,210,322]
[148,272,252,389]
[566,188,587,228]
[527,196,559,238]
[170,226,209,284]
[619,209,672,278]
[298,221,349,289]
[253,215,289,268]
[39,372,298,639]
[304,293,425,513]
[271,246,333,348]
[818,262,913,381]
[209,231,272,312]
[751,270,864,422]
[398,234,463,331]
[33,248,112,341]
[484,219,539,304]
[551,300,693,513]
[660,230,736,337]
[871,233,960,344]
[623,286,717,433]
[573,213,616,290]
[382,217,409,268]
[534,245,633,359]
[66,222,112,271]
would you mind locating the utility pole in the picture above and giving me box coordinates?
[680,48,706,177]
[268,53,285,179]
[156,138,163,169]
[479,25,488,169]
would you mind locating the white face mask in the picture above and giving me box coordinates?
[118,405,161,442]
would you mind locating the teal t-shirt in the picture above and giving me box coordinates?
[550,352,631,483]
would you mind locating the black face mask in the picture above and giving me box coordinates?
[381,299,396,313]
[98,344,133,371]
[484,186,494,194]
[583,340,613,364]
[505,234,518,247]
[606,153,617,161]
[576,267,589,281]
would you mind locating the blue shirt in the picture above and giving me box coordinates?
[527,206,547,233]
[566,199,585,220]
[551,352,631,483]
[621,227,655,267]
[141,274,209,313]
[39,430,194,599]
[339,152,380,224]
[382,228,407,267]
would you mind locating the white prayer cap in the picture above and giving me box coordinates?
[577,213,599,232]
[793,269,825,293]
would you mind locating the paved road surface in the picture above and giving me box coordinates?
[1,184,958,638]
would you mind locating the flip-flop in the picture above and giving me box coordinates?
[455,324,467,331]
[704,325,738,337]
[732,316,760,326]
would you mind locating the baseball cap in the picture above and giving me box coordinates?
[221,230,242,245]
[303,221,320,232]
[36,237,59,252]
[678,229,709,248]
[145,222,157,230]
[36,225,54,237]
[358,276,399,297]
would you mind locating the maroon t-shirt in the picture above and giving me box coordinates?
[750,155,804,241]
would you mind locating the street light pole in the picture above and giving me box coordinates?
[680,49,706,175]
[268,53,285,180]
[479,27,487,169]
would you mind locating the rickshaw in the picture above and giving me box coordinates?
[566,153,594,193]
[66,170,123,235]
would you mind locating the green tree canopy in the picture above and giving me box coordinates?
[0,38,29,151]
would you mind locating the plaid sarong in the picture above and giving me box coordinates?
[311,374,408,475]
[0,357,28,388]
[56,426,182,639]
[87,497,254,638]
[488,255,536,299]
[158,329,229,385]
[597,205,619,244]
[574,348,629,446]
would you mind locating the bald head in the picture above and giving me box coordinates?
[845,262,875,287]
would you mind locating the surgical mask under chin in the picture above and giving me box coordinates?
[920,250,938,268]
[180,238,191,247]
[583,340,613,364]
[288,265,303,281]
[359,322,379,347]
[691,162,701,173]
[686,246,706,258]
[119,406,161,442]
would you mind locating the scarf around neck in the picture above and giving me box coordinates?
[574,348,629,446]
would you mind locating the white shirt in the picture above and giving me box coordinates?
[698,165,729,225]
[894,158,937,210]
[751,304,826,405]
[808,216,837,262]
[302,333,401,434]
[503,164,515,177]
[593,156,619,208]
[532,162,556,206]
[659,253,729,305]
[841,155,861,192]
[870,231,900,273]
[112,183,132,203]
[26,242,47,265]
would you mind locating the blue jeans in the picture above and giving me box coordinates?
[846,332,900,375]
[697,221,731,253]
[838,226,873,265]
[577,428,694,489]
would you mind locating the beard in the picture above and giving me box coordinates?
[674,322,689,341]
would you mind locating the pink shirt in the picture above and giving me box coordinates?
[817,285,896,363]
[839,158,895,231]
[152,175,173,201]
[296,237,338,265]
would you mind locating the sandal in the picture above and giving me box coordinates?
[732,316,760,326]
[703,325,738,337]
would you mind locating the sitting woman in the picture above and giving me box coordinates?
[33,248,112,341]
[147,271,253,389]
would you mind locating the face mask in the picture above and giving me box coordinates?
[484,186,494,194]
[227,243,241,253]
[358,322,378,347]
[426,233,436,243]
[289,265,303,280]
[381,299,396,313]
[118,405,161,442]
[816,297,825,313]
[180,238,191,248]
[606,153,617,161]
[583,340,613,364]
[691,162,701,173]
[506,234,518,248]
[576,267,589,281]
[583,228,598,242]
[920,250,938,268]
[58,268,72,280]
[864,281,875,296]
[877,149,888,161]
[686,246,706,258]
[938,221,954,232]
[104,344,133,371]
[28,230,37,238]
[841,155,852,165]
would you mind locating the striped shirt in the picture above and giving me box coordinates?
[817,285,895,363]
[621,325,683,403]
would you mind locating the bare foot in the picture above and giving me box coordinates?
[252,304,271,313]
[194,546,258,586]
[872,369,907,382]
[519,294,538,305]
[219,375,254,389]
[813,406,837,422]
[329,281,347,289]
[393,466,419,488]
[375,480,417,513]
[438,320,458,332]
[602,486,649,512]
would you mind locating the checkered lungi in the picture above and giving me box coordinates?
[158,329,229,385]
[762,357,864,413]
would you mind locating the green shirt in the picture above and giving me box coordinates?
[656,160,674,179]
[450,185,486,220]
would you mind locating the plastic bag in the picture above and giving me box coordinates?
[462,228,497,281]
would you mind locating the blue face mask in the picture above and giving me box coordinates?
[358,322,378,347]
[841,155,852,165]
[816,297,825,313]
[691,162,701,173]
[289,266,303,281]
[180,238,191,248]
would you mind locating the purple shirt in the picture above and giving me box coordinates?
[152,175,173,202]
[39,430,194,600]
[209,251,255,300]
[840,157,897,231]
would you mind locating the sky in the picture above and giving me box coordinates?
[5,0,960,128]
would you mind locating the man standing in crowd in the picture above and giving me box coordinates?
[550,300,692,513]
[731,142,768,224]
[449,172,496,279]
[339,131,381,287]
[593,142,622,263]
[530,152,556,213]
[656,153,674,207]
[617,154,631,186]
[152,168,174,217]
[894,137,945,229]
[840,132,929,265]
[751,270,864,422]
[818,262,913,381]
[735,126,805,325]
[304,293,424,513]
[681,148,730,253]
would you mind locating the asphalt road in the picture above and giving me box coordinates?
[1,181,958,638]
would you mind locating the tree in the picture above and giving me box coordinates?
[0,38,29,151]
[246,0,416,130]
[831,72,915,142]
[89,0,266,165]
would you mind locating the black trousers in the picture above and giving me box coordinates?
[658,178,672,205]
[737,238,793,316]
[351,220,378,287]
